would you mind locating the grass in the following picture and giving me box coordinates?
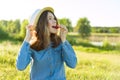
[0,40,120,80]
[73,45,120,54]
[0,41,30,80]
[91,33,120,37]
[66,51,120,80]
[67,32,120,54]
[0,32,120,80]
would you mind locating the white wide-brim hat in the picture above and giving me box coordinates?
[29,7,54,26]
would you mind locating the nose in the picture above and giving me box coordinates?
[53,19,56,25]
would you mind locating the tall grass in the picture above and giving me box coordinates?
[66,50,120,80]
[0,32,120,80]
[0,41,30,80]
[0,40,120,80]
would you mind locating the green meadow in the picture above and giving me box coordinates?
[0,33,120,80]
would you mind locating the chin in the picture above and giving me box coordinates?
[51,32,57,34]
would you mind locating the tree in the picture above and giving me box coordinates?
[76,17,91,38]
[14,19,21,33]
[109,27,119,33]
[0,20,8,29]
[58,18,73,32]
[0,20,9,39]
[19,19,28,39]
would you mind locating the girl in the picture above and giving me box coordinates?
[16,7,77,80]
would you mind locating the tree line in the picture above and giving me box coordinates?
[0,17,120,40]
[91,27,120,33]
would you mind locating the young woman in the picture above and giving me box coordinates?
[16,7,77,80]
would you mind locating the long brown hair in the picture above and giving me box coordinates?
[30,10,61,51]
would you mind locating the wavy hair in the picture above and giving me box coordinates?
[30,10,61,51]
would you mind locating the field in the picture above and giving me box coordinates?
[0,33,120,80]
[66,50,120,80]
[68,32,120,43]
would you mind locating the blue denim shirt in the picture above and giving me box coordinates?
[16,40,77,80]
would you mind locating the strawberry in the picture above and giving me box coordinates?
[52,25,60,29]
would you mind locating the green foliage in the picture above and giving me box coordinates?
[76,17,91,38]
[102,38,111,48]
[0,20,8,30]
[14,19,21,33]
[0,19,21,34]
[0,41,30,80]
[19,19,28,40]
[116,42,120,51]
[0,32,120,80]
[67,32,120,54]
[1,41,120,80]
[91,27,120,33]
[58,18,73,32]
[67,34,93,47]
[67,37,76,45]
[0,28,9,40]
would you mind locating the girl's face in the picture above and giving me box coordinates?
[47,12,58,34]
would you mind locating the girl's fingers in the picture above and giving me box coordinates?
[60,25,68,33]
[26,25,34,31]
[32,30,37,37]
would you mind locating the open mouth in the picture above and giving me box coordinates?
[52,25,61,29]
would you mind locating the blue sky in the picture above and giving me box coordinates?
[0,0,120,27]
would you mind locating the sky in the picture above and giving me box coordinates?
[0,0,120,27]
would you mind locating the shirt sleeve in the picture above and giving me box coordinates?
[16,41,32,71]
[61,40,77,68]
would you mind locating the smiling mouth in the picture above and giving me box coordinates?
[52,25,61,29]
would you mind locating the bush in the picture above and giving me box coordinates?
[102,38,115,50]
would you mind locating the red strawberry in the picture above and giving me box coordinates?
[52,25,61,29]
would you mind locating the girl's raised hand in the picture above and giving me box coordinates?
[25,25,37,45]
[60,25,68,43]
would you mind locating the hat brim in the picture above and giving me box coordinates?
[29,7,54,26]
